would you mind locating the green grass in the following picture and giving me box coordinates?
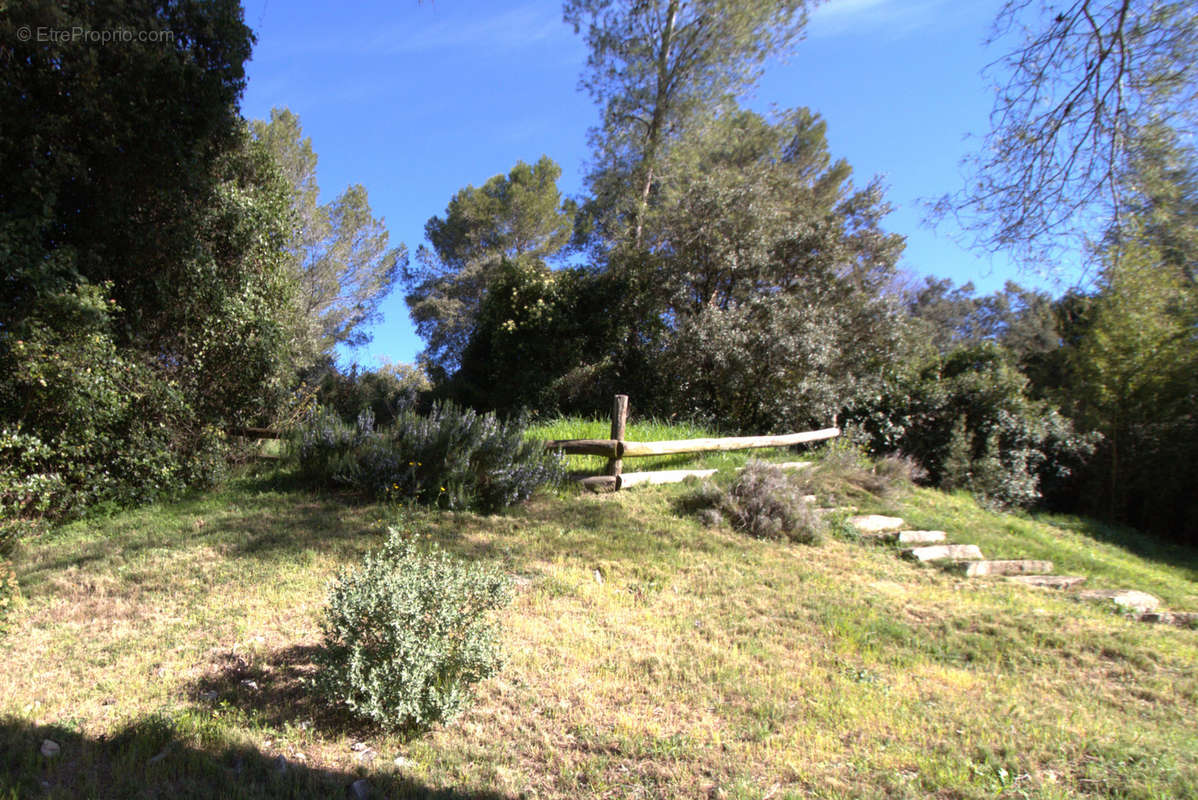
[850,487,1198,611]
[1,456,1196,799]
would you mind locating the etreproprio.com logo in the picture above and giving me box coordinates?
[16,26,175,44]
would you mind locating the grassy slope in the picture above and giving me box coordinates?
[1,464,1196,799]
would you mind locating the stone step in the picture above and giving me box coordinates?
[1006,574,1086,590]
[947,559,1054,577]
[902,544,984,562]
[1139,611,1198,628]
[1078,589,1160,614]
[847,514,905,534]
[895,530,947,545]
[862,530,947,545]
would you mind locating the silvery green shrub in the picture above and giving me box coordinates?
[315,529,512,734]
[680,462,824,545]
[291,402,563,512]
[723,461,825,544]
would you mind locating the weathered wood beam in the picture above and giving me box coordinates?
[606,394,629,478]
[545,439,622,458]
[619,427,839,457]
[617,468,718,487]
[580,475,620,493]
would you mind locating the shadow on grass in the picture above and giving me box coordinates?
[0,714,512,800]
[1037,511,1198,581]
[17,463,727,600]
[187,643,365,739]
[15,494,384,596]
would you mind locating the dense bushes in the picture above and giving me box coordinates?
[0,286,229,523]
[656,292,911,433]
[850,344,1095,509]
[723,461,826,543]
[315,529,511,733]
[290,403,563,512]
[305,360,430,429]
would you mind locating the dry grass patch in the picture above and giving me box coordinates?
[0,469,1196,798]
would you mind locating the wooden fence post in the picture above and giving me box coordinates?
[606,394,629,482]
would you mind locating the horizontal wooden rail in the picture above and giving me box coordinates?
[549,427,839,460]
[579,462,814,493]
[545,438,622,458]
[621,427,839,456]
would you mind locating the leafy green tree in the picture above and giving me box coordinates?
[907,279,1060,378]
[1118,122,1198,283]
[1036,123,1198,537]
[0,0,255,342]
[454,109,914,432]
[251,108,406,359]
[644,109,910,430]
[0,1,302,519]
[403,156,575,378]
[1063,235,1198,533]
[565,0,814,246]
[448,260,631,414]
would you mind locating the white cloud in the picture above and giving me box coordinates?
[370,4,567,55]
[808,0,952,38]
[266,2,573,59]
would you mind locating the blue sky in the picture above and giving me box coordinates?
[238,0,1059,369]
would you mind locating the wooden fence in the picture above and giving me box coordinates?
[545,395,840,492]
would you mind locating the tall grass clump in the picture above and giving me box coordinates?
[290,403,563,512]
[682,461,825,545]
[794,438,925,504]
[315,529,512,734]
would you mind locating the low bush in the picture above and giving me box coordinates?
[314,529,512,734]
[682,461,824,545]
[724,461,825,544]
[794,439,924,504]
[290,402,563,512]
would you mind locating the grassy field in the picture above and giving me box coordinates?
[2,446,1197,799]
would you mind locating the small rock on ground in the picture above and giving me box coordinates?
[1007,575,1086,590]
[847,515,905,534]
[895,530,946,545]
[40,740,60,758]
[1078,589,1160,614]
[1139,610,1198,628]
[953,559,1053,577]
[349,778,371,799]
[903,544,984,562]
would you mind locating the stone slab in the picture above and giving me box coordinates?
[1006,575,1086,590]
[896,530,947,545]
[847,515,905,534]
[861,530,946,545]
[902,544,984,562]
[950,559,1054,577]
[1078,589,1160,614]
